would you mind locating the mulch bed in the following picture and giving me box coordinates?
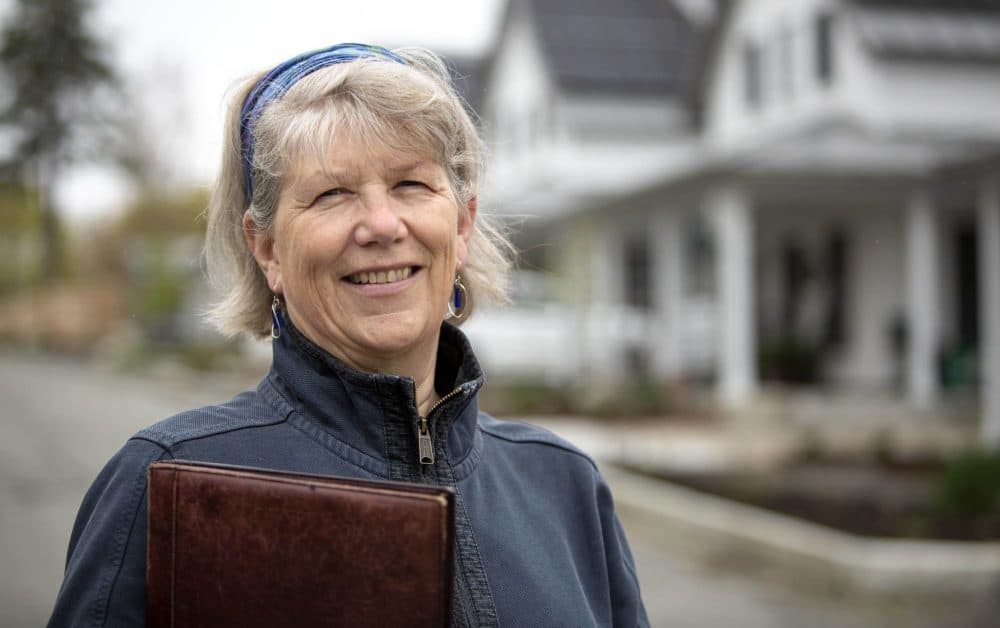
[632,459,1000,541]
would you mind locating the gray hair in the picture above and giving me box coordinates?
[204,47,513,338]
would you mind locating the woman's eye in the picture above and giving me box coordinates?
[397,180,427,190]
[316,188,346,200]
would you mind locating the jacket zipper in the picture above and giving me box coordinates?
[416,385,465,465]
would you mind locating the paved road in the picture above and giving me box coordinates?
[0,351,257,627]
[1,351,995,627]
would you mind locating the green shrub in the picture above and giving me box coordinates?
[932,448,1000,520]
[137,259,185,324]
[481,377,674,418]
[178,341,240,372]
[759,338,822,384]
[480,379,575,416]
[585,377,670,417]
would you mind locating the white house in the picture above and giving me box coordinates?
[467,0,718,381]
[463,0,1000,444]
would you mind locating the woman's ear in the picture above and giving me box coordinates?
[456,196,477,266]
[243,210,283,294]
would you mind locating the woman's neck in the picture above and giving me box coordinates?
[412,368,441,418]
[299,325,443,418]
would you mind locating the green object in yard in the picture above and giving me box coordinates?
[933,448,1000,521]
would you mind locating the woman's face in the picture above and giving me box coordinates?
[246,133,475,371]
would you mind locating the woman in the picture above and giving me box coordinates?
[49,43,648,627]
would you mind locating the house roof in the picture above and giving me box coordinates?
[445,55,489,116]
[527,0,704,95]
[853,0,1000,62]
[854,0,1000,11]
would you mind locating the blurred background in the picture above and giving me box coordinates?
[2,0,999,626]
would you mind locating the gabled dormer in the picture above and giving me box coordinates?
[481,0,555,164]
[703,0,1000,160]
[705,0,862,146]
[481,0,712,212]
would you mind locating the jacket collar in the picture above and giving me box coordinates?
[268,319,485,472]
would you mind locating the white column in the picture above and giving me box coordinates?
[904,188,941,410]
[709,186,757,406]
[978,174,1000,446]
[586,221,620,378]
[651,211,685,378]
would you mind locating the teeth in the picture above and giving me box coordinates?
[349,267,412,285]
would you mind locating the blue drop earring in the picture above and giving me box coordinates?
[271,295,285,339]
[447,273,468,320]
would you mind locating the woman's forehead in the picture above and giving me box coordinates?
[288,145,441,180]
[282,143,447,195]
[287,123,439,168]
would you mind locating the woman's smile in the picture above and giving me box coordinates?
[345,265,417,285]
[343,265,421,296]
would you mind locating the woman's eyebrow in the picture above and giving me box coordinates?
[296,167,355,187]
[385,161,427,178]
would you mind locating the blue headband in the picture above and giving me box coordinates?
[239,43,407,201]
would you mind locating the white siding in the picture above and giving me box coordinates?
[706,0,1000,148]
[484,0,554,164]
[705,0,852,147]
[869,61,1000,139]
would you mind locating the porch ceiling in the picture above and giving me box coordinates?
[484,137,709,221]
[730,122,997,179]
[485,121,1000,225]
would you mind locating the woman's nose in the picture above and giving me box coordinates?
[354,190,407,246]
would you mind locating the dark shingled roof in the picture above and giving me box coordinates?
[854,0,1000,11]
[445,55,488,116]
[528,0,701,95]
[854,0,1000,62]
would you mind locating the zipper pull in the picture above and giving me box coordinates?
[417,416,434,465]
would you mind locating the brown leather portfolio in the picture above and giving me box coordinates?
[147,460,454,628]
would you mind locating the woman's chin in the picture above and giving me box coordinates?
[350,315,440,360]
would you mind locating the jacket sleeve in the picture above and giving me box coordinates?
[48,438,172,628]
[596,472,650,628]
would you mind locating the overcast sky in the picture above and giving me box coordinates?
[5,0,505,221]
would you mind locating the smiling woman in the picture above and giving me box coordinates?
[244,133,475,408]
[48,43,649,627]
[208,46,506,339]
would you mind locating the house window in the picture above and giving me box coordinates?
[743,41,763,108]
[624,344,652,378]
[624,235,652,310]
[528,104,549,148]
[815,12,835,85]
[779,26,794,99]
[781,241,808,334]
[954,223,978,348]
[684,215,715,296]
[823,230,848,347]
